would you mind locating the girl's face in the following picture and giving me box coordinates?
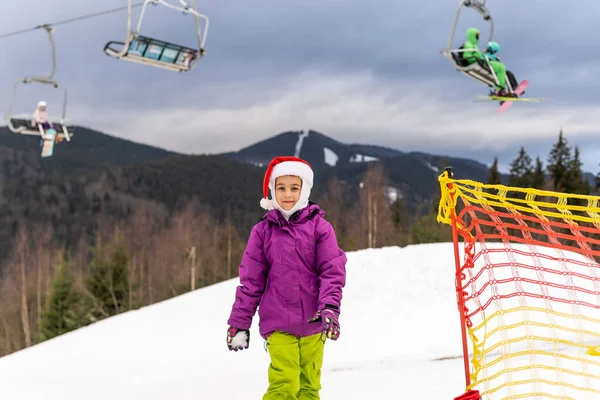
[274,175,302,211]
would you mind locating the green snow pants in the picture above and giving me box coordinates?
[489,60,506,91]
[262,331,325,400]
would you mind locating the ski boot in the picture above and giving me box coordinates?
[490,88,517,106]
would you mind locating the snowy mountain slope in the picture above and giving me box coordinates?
[225,129,497,182]
[221,129,504,212]
[2,241,597,399]
[0,243,467,399]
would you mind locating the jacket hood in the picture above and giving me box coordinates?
[466,27,480,44]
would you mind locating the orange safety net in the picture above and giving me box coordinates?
[437,169,600,399]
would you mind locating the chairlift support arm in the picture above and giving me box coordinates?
[185,0,209,51]
[446,0,493,52]
[112,0,134,58]
[137,0,209,51]
[26,24,58,83]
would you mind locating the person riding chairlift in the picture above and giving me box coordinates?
[32,101,64,144]
[461,28,518,98]
[32,101,51,130]
[484,41,521,96]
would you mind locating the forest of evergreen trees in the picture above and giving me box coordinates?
[487,129,593,194]
[477,129,600,262]
[0,163,449,357]
[1,128,597,358]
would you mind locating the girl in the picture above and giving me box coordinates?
[32,101,66,145]
[32,100,51,130]
[484,41,520,95]
[226,156,347,400]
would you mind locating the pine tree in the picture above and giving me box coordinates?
[390,197,408,246]
[547,129,572,192]
[565,146,589,194]
[487,158,501,184]
[546,132,587,248]
[508,146,533,188]
[411,214,451,244]
[38,257,86,342]
[430,188,441,215]
[85,237,131,321]
[531,157,545,189]
[528,156,547,243]
[595,164,600,194]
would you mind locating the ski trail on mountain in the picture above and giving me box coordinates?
[294,130,309,157]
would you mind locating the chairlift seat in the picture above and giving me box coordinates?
[9,117,73,140]
[104,35,203,72]
[447,46,496,88]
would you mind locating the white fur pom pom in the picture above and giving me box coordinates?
[260,198,274,210]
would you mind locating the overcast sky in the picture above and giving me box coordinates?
[1,0,599,174]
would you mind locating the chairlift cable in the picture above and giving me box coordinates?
[0,2,145,41]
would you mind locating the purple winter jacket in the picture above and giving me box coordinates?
[227,203,347,340]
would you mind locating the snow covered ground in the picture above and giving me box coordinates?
[1,242,598,399]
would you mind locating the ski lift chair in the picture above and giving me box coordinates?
[4,25,73,142]
[440,0,515,93]
[104,0,209,72]
[104,35,202,72]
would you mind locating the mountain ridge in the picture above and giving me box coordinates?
[0,124,593,272]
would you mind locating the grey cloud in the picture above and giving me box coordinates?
[1,0,596,100]
[0,0,598,173]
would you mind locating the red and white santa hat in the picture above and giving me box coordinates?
[260,156,314,210]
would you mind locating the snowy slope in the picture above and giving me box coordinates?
[1,242,597,399]
[0,243,467,399]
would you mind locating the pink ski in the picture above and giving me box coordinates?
[497,80,529,113]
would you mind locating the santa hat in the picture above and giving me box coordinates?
[260,156,314,210]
